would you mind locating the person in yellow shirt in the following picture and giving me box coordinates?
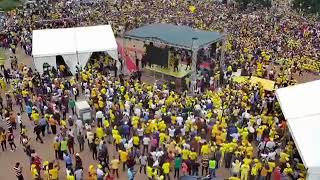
[181,148,190,160]
[159,132,168,146]
[47,161,60,180]
[88,165,97,180]
[96,125,104,139]
[67,169,75,180]
[250,159,262,179]
[114,134,122,151]
[31,111,40,125]
[119,150,128,171]
[147,165,153,179]
[189,149,198,161]
[132,135,140,149]
[279,151,290,163]
[110,156,120,178]
[31,164,39,180]
[267,160,276,180]
[240,163,250,180]
[162,161,170,180]
[201,142,210,156]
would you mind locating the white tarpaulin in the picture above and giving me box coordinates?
[32,28,76,57]
[32,25,118,74]
[276,80,320,180]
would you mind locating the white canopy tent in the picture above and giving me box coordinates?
[32,25,118,74]
[276,80,320,180]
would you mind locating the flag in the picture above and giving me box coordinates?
[189,5,196,13]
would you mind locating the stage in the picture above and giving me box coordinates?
[144,64,193,78]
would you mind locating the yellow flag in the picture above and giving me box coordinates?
[189,5,196,13]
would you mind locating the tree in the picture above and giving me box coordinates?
[235,0,271,9]
[235,0,253,9]
[293,0,320,14]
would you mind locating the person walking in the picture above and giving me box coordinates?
[53,139,60,159]
[162,161,170,180]
[110,156,120,178]
[174,154,182,178]
[77,132,85,152]
[127,167,136,180]
[201,156,209,176]
[33,124,43,143]
[39,117,47,137]
[139,154,147,174]
[209,158,217,178]
[75,153,83,170]
[14,162,24,180]
[74,168,83,180]
[60,138,68,158]
[8,131,16,152]
[63,153,73,171]
[119,149,128,171]
[0,130,7,151]
[67,135,75,154]
[17,113,23,131]
[49,116,57,135]
[92,136,98,160]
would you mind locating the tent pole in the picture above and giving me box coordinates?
[191,37,198,95]
[76,51,80,75]
[220,29,227,74]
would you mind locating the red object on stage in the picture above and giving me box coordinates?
[117,42,137,72]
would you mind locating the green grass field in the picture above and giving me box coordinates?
[0,0,21,11]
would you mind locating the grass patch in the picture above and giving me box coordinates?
[0,0,21,11]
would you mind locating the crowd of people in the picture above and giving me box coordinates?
[0,0,317,180]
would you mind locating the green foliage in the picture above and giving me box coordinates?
[0,0,21,11]
[293,0,320,14]
[235,0,271,9]
[235,0,253,8]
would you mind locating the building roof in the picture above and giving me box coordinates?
[125,23,223,50]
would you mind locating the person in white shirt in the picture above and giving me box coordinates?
[84,88,90,99]
[142,135,150,154]
[74,168,83,180]
[16,113,22,131]
[267,151,276,161]
[168,126,175,138]
[241,110,251,126]
[86,130,94,150]
[137,127,144,140]
[75,119,83,135]
[177,115,183,126]
[96,110,104,127]
[96,165,105,179]
[139,154,147,174]
[266,139,276,151]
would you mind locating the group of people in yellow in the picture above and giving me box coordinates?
[2,55,302,180]
[50,60,305,179]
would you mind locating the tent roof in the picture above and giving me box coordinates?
[32,25,117,57]
[276,80,320,120]
[75,25,118,53]
[32,28,76,57]
[276,80,320,172]
[125,24,223,50]
[287,115,320,173]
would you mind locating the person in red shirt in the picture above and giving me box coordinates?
[273,166,281,180]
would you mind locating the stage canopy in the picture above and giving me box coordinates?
[124,23,223,50]
[276,80,320,180]
[32,25,118,74]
